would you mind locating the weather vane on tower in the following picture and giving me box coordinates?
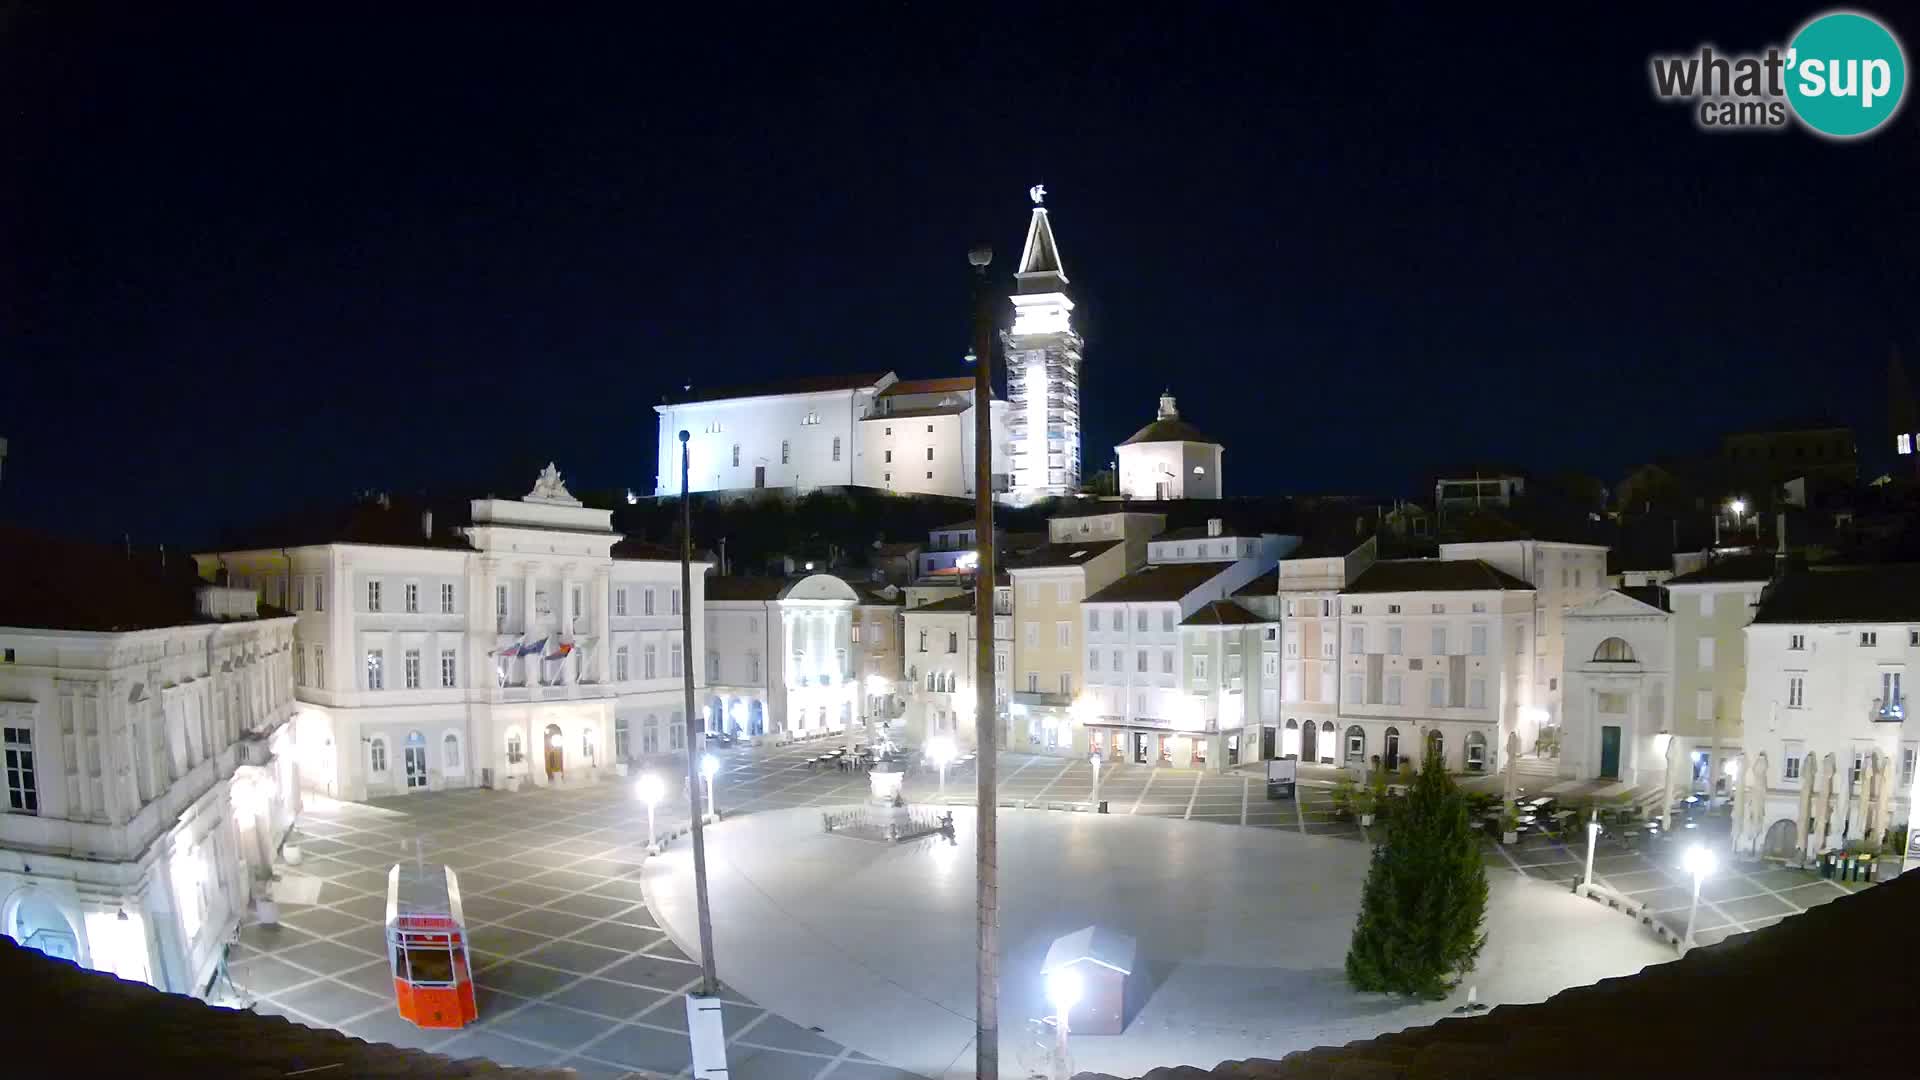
[1029,183,1046,205]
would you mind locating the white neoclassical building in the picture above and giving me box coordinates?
[200,466,706,802]
[1561,588,1673,787]
[1115,392,1224,500]
[1,530,300,1000]
[704,573,877,738]
[1737,564,1919,861]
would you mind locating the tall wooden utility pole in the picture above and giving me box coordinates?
[678,430,719,996]
[968,243,1000,1080]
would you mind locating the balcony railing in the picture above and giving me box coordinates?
[1012,689,1073,708]
[1873,695,1906,723]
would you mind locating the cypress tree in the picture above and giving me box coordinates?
[1344,747,1489,998]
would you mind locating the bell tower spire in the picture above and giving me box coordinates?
[1004,183,1084,503]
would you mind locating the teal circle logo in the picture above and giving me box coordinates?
[1786,11,1907,138]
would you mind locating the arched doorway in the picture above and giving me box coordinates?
[403,730,428,790]
[749,699,765,736]
[543,723,564,779]
[1319,722,1336,764]
[1763,818,1799,858]
[1344,725,1366,765]
[6,891,79,963]
[1384,726,1401,771]
[1300,720,1317,763]
[1425,728,1445,766]
[707,696,724,733]
[1464,731,1488,773]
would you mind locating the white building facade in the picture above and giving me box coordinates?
[201,467,705,802]
[1737,566,1919,861]
[1,571,300,1001]
[1003,188,1084,502]
[702,574,865,739]
[1115,392,1224,501]
[1272,538,1377,765]
[1561,588,1673,787]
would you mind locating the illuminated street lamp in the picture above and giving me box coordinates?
[1583,810,1601,888]
[1089,750,1103,809]
[1045,968,1081,1080]
[1682,845,1716,950]
[929,735,958,797]
[700,754,721,823]
[636,773,666,854]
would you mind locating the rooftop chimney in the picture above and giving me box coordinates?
[422,510,434,540]
[1207,518,1223,537]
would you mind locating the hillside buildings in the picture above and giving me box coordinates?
[0,529,300,1000]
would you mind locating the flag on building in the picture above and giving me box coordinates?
[491,638,523,657]
[548,641,575,660]
[519,637,548,657]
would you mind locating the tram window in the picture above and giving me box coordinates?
[401,947,455,984]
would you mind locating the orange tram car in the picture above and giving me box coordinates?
[384,862,477,1028]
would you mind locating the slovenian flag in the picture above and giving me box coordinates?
[491,639,523,657]
[519,637,548,657]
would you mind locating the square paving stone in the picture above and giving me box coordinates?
[282,907,367,937]
[341,1008,447,1052]
[740,1013,844,1055]
[294,856,361,879]
[232,955,320,995]
[585,1021,694,1074]
[331,894,391,921]
[571,921,661,953]
[486,1001,621,1051]
[1602,869,1675,893]
[274,979,389,1026]
[239,923,318,952]
[601,951,702,991]
[477,960,580,998]
[437,1029,567,1069]
[279,940,380,978]
[729,1044,839,1080]
[330,924,393,959]
[824,1060,924,1080]
[1750,867,1821,891]
[586,878,650,902]
[1700,875,1763,903]
[547,977,669,1019]
[468,925,551,958]
[490,883,574,907]
[459,895,534,925]
[1781,882,1848,908]
[501,907,596,938]
[452,871,515,895]
[522,939,630,976]
[566,858,633,878]
[515,849,584,869]
[335,960,398,997]
[1631,886,1696,912]
[547,893,637,921]
[1717,893,1795,922]
[529,869,605,893]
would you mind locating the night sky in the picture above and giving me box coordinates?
[5,2,1917,546]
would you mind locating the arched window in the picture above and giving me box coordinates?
[1465,731,1488,772]
[1593,637,1636,663]
[1344,725,1366,763]
[369,736,388,774]
[443,731,463,772]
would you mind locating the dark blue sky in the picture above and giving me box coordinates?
[5,2,1917,545]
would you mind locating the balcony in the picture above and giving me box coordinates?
[1873,695,1906,723]
[1012,689,1073,709]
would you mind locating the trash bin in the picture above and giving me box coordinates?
[1097,800,1109,814]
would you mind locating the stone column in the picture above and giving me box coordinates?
[523,565,538,685]
[1728,752,1745,855]
[593,568,612,685]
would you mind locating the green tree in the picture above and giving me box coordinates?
[1344,748,1488,998]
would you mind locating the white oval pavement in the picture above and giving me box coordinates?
[644,806,1675,1079]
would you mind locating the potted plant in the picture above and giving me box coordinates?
[1331,775,1358,819]
[1354,785,1378,827]
[1501,808,1520,845]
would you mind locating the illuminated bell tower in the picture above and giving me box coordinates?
[1004,184,1083,502]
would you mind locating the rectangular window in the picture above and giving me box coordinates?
[1137,649,1148,673]
[1471,601,1486,613]
[496,585,508,622]
[1027,673,1039,692]
[645,645,658,679]
[4,726,37,813]
[1787,675,1804,708]
[1285,635,1299,658]
[1789,633,1805,650]
[852,623,863,644]
[1471,625,1488,656]
[314,645,325,690]
[1696,688,1714,722]
[294,646,306,684]
[1429,677,1445,706]
[671,587,682,615]
[1904,745,1917,786]
[1468,677,1486,709]
[781,439,790,464]
[1024,623,1037,647]
[1348,626,1364,654]
[948,631,960,653]
[405,583,419,613]
[440,583,455,614]
[440,649,457,688]
[926,447,934,461]
[884,449,893,463]
[732,444,741,467]
[1056,582,1071,602]
[571,586,583,621]
[1194,655,1210,680]
[1430,603,1445,614]
[366,649,385,690]
[1698,637,1715,669]
[1088,649,1099,672]
[404,649,421,689]
[1057,622,1070,647]
[670,643,683,678]
[1262,654,1277,676]
[368,580,382,612]
[706,651,718,681]
[1862,631,1879,647]
[1783,744,1803,781]
[1431,626,1447,655]
[1087,610,1099,632]
[1346,673,1365,704]
[1385,674,1402,705]
[1882,671,1902,708]
[644,588,656,616]
[616,588,628,616]
[293,577,305,611]
[1059,673,1072,695]
[1110,610,1123,631]
[1136,610,1149,632]
[1285,599,1295,617]
[314,575,324,611]
[1387,627,1403,655]
[1162,649,1174,674]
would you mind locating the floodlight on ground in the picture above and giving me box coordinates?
[930,735,957,795]
[1045,967,1081,1013]
[1682,844,1716,950]
[637,773,666,853]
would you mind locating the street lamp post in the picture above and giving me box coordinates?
[1044,968,1081,1080]
[701,754,720,824]
[929,735,957,798]
[637,773,666,855]
[1582,810,1600,888]
[1089,751,1102,809]
[968,241,1000,1080]
[1682,845,1716,950]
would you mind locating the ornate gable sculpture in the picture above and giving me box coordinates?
[526,462,582,506]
